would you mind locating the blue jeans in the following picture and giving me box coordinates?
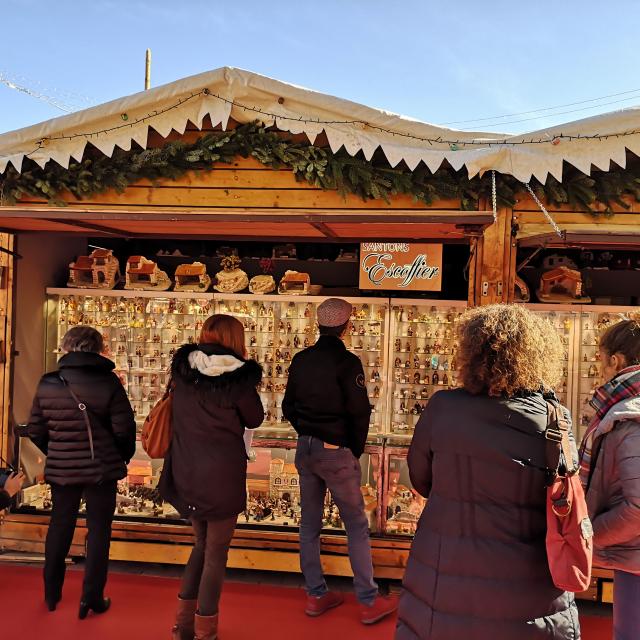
[613,570,640,640]
[295,435,378,605]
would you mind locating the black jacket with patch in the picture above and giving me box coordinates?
[27,351,136,486]
[282,335,372,457]
[159,343,264,520]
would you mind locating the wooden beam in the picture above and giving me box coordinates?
[519,231,640,249]
[310,222,338,238]
[469,205,515,305]
[514,211,640,227]
[0,206,494,226]
[0,234,14,466]
[43,219,138,238]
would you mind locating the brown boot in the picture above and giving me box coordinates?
[171,597,197,640]
[194,613,219,640]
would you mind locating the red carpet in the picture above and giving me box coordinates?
[0,565,612,639]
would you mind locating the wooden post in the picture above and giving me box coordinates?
[145,49,151,91]
[468,204,516,306]
[0,233,15,464]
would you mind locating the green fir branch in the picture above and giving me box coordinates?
[1,121,639,217]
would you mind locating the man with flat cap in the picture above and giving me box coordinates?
[283,297,397,625]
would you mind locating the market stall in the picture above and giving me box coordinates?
[2,68,640,602]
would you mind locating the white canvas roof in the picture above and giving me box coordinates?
[1,66,639,183]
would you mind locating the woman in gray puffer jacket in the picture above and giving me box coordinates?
[396,305,580,640]
[579,319,640,640]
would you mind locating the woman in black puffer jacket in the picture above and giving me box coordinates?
[160,314,263,640]
[27,326,135,618]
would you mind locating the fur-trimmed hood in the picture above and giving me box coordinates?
[171,343,262,392]
[598,396,640,435]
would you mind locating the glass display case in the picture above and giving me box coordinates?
[382,448,427,536]
[387,300,466,439]
[575,307,635,441]
[28,289,640,542]
[241,440,382,533]
[528,306,578,417]
[215,294,389,436]
[46,290,213,429]
[32,289,391,527]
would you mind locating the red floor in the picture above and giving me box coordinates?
[0,565,612,639]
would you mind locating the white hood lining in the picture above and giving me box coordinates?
[188,350,244,377]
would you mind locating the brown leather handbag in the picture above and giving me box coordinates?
[545,401,593,593]
[141,383,173,459]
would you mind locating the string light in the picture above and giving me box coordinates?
[3,87,640,165]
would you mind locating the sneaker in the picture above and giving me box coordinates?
[360,595,398,625]
[305,591,345,617]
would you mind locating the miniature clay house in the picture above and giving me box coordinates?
[269,458,300,501]
[537,266,590,303]
[278,270,311,295]
[68,248,120,289]
[174,262,211,292]
[125,256,171,291]
[542,254,578,271]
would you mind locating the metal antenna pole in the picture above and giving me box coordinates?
[145,49,151,90]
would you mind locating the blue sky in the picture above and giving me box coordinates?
[2,0,640,136]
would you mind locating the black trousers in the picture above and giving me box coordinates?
[44,481,117,604]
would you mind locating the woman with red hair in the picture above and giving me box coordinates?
[161,315,264,640]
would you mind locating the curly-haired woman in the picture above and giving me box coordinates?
[580,319,640,640]
[396,304,580,640]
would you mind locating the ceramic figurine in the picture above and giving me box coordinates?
[249,274,276,294]
[175,262,212,292]
[68,249,121,289]
[279,271,311,295]
[214,256,249,293]
[125,256,171,291]
[537,266,591,304]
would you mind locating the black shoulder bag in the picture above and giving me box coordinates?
[59,374,95,461]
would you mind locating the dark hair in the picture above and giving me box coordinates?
[61,326,104,353]
[199,314,246,359]
[600,319,640,366]
[319,321,349,337]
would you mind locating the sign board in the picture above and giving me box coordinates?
[359,243,443,292]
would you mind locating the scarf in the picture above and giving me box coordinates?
[579,364,640,488]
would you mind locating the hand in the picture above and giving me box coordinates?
[4,471,26,497]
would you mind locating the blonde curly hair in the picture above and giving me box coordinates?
[457,304,563,397]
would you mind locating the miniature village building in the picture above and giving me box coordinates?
[174,262,212,292]
[540,267,582,298]
[269,458,300,501]
[125,256,171,291]
[68,248,120,289]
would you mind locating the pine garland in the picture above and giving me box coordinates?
[1,121,639,214]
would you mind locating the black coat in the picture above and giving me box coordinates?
[0,489,11,510]
[396,389,580,640]
[27,352,136,486]
[159,343,263,521]
[282,335,372,457]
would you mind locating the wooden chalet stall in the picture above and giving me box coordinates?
[1,68,639,600]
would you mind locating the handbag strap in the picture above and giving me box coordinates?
[544,400,577,482]
[59,374,95,461]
